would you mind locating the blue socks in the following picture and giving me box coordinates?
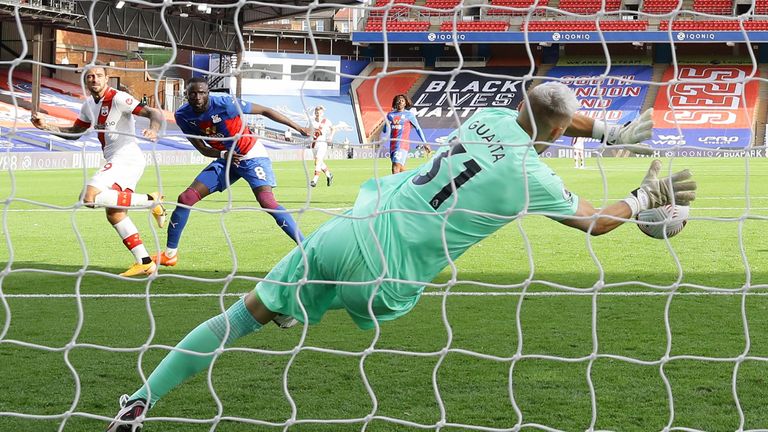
[165,206,190,249]
[272,205,304,243]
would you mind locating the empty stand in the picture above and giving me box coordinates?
[486,0,549,16]
[757,0,768,14]
[522,19,649,30]
[693,0,733,15]
[658,19,768,30]
[642,0,680,13]
[439,20,510,31]
[370,0,415,17]
[421,0,461,16]
[558,0,622,14]
[365,19,430,31]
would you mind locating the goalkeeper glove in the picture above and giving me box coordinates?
[592,108,654,155]
[623,159,697,217]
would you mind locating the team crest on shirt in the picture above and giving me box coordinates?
[126,98,133,105]
[100,106,109,116]
[562,187,573,203]
[212,114,222,124]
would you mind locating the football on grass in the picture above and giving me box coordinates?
[636,205,690,239]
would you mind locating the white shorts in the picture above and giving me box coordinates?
[87,153,145,192]
[573,139,585,154]
[312,141,328,161]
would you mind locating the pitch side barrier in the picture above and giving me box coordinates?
[539,146,768,158]
[4,145,765,171]
[0,148,349,171]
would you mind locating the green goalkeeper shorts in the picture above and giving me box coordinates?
[254,214,423,330]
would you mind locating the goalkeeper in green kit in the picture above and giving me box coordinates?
[106,82,697,431]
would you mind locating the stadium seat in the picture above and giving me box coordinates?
[756,0,768,14]
[365,18,430,31]
[440,20,510,31]
[558,0,622,13]
[522,19,648,31]
[692,0,733,15]
[642,0,680,14]
[658,19,768,30]
[421,0,461,16]
[487,0,549,15]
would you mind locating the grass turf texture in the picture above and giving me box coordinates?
[2,156,768,431]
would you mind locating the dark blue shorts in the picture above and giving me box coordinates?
[195,157,277,193]
[390,148,409,166]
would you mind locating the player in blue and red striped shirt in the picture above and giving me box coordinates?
[386,94,428,174]
[155,77,311,267]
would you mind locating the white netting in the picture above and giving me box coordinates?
[1,1,767,432]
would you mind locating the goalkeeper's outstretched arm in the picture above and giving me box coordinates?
[558,159,697,235]
[565,109,654,155]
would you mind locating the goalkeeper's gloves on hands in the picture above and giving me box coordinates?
[623,159,697,217]
[592,108,654,155]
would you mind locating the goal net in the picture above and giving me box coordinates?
[1,0,766,431]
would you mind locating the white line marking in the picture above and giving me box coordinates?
[2,291,767,299]
[4,206,768,212]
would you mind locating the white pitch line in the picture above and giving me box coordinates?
[2,291,767,299]
[5,206,768,212]
[0,207,355,212]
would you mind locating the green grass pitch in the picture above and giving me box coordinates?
[2,156,768,431]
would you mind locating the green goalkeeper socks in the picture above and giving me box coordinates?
[129,297,263,406]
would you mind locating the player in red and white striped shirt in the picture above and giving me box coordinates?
[309,105,338,187]
[31,65,167,277]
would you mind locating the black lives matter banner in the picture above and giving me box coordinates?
[411,67,531,143]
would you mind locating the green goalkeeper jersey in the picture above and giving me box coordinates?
[351,108,580,297]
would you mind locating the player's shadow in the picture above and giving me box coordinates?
[201,197,352,207]
[1,262,269,296]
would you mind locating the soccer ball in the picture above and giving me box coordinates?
[636,205,690,239]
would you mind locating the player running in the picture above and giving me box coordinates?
[31,64,166,277]
[573,137,586,169]
[386,94,428,174]
[309,105,338,187]
[152,77,310,267]
[105,82,695,431]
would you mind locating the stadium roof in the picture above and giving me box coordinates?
[0,0,362,53]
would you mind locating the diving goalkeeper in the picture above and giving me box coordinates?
[106,82,694,431]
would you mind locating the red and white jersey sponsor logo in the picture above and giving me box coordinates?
[311,118,332,148]
[76,87,144,160]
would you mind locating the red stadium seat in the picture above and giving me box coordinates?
[692,0,733,15]
[642,0,680,14]
[488,0,549,15]
[522,19,648,31]
[440,20,510,31]
[422,0,461,16]
[658,19,766,30]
